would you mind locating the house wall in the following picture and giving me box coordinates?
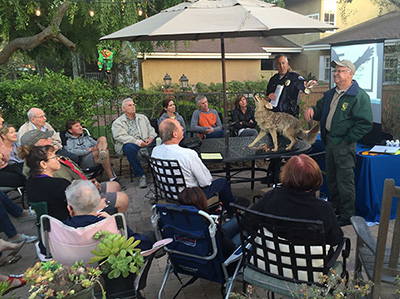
[286,0,398,83]
[140,59,265,88]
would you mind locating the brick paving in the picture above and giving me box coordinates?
[3,158,385,298]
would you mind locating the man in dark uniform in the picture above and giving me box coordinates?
[266,54,317,117]
[263,54,318,185]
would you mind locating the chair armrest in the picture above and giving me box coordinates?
[326,237,350,269]
[351,216,376,253]
[223,245,243,267]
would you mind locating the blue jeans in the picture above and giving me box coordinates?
[0,191,23,238]
[123,143,144,177]
[202,178,234,216]
[222,217,241,248]
[205,130,225,139]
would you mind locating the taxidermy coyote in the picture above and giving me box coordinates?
[248,95,319,152]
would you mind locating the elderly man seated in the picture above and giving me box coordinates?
[18,108,78,163]
[152,118,234,216]
[64,120,116,181]
[112,98,157,188]
[64,180,154,250]
[190,95,225,139]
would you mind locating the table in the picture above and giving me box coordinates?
[355,144,400,222]
[199,136,312,189]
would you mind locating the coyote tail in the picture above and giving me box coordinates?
[298,123,320,145]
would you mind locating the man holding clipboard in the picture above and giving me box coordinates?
[266,54,317,117]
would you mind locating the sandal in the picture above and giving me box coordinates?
[0,239,25,267]
[0,254,22,267]
[4,274,26,295]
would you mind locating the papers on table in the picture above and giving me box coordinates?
[271,85,283,107]
[369,145,400,155]
[201,153,223,160]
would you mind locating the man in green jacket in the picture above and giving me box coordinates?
[305,60,373,226]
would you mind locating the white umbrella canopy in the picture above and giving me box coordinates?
[101,0,334,42]
[101,0,334,147]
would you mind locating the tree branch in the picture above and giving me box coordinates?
[0,1,75,65]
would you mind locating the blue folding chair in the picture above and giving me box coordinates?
[151,203,242,299]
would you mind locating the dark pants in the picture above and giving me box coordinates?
[205,130,225,139]
[0,191,23,238]
[325,136,356,221]
[122,143,144,177]
[0,163,26,187]
[202,178,234,216]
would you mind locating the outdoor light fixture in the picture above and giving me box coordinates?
[137,4,143,16]
[89,8,95,17]
[163,73,172,88]
[35,6,41,17]
[179,74,189,91]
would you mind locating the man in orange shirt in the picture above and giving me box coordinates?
[190,95,225,139]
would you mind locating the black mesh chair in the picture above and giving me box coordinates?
[145,156,220,210]
[146,156,186,203]
[229,203,350,298]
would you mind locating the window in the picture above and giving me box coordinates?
[318,56,331,82]
[261,59,274,71]
[307,13,320,20]
[384,54,399,83]
[323,12,335,25]
[323,0,337,32]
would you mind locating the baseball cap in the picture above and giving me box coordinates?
[331,60,355,73]
[20,130,53,146]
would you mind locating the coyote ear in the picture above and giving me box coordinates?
[265,102,273,109]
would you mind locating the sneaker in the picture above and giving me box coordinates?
[97,150,108,164]
[139,175,147,188]
[17,207,36,222]
[35,242,52,262]
[9,233,38,244]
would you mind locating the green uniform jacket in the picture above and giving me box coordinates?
[312,80,373,145]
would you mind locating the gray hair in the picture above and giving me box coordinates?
[65,180,100,214]
[195,95,206,105]
[159,118,177,142]
[274,53,288,62]
[27,109,35,121]
[122,98,134,108]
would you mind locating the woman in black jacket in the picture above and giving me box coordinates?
[232,94,258,137]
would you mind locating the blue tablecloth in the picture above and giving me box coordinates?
[354,144,400,222]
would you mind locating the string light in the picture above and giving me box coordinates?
[35,6,41,17]
[89,7,95,17]
[137,3,143,16]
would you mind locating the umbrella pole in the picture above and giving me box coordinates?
[221,34,229,149]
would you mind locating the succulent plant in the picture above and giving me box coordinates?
[89,231,144,279]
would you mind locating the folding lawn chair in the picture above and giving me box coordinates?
[151,203,242,299]
[40,213,127,265]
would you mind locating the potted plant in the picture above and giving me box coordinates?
[24,260,104,299]
[89,231,144,298]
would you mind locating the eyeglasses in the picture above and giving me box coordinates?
[47,155,59,161]
[34,115,46,118]
[332,69,350,74]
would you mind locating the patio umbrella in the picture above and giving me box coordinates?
[101,0,335,147]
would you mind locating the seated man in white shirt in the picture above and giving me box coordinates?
[151,118,234,216]
[17,108,78,163]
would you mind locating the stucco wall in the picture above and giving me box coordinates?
[140,59,264,89]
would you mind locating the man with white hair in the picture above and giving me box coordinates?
[112,98,157,188]
[18,107,78,162]
[305,59,373,226]
[64,180,153,251]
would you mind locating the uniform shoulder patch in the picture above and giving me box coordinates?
[298,76,304,80]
